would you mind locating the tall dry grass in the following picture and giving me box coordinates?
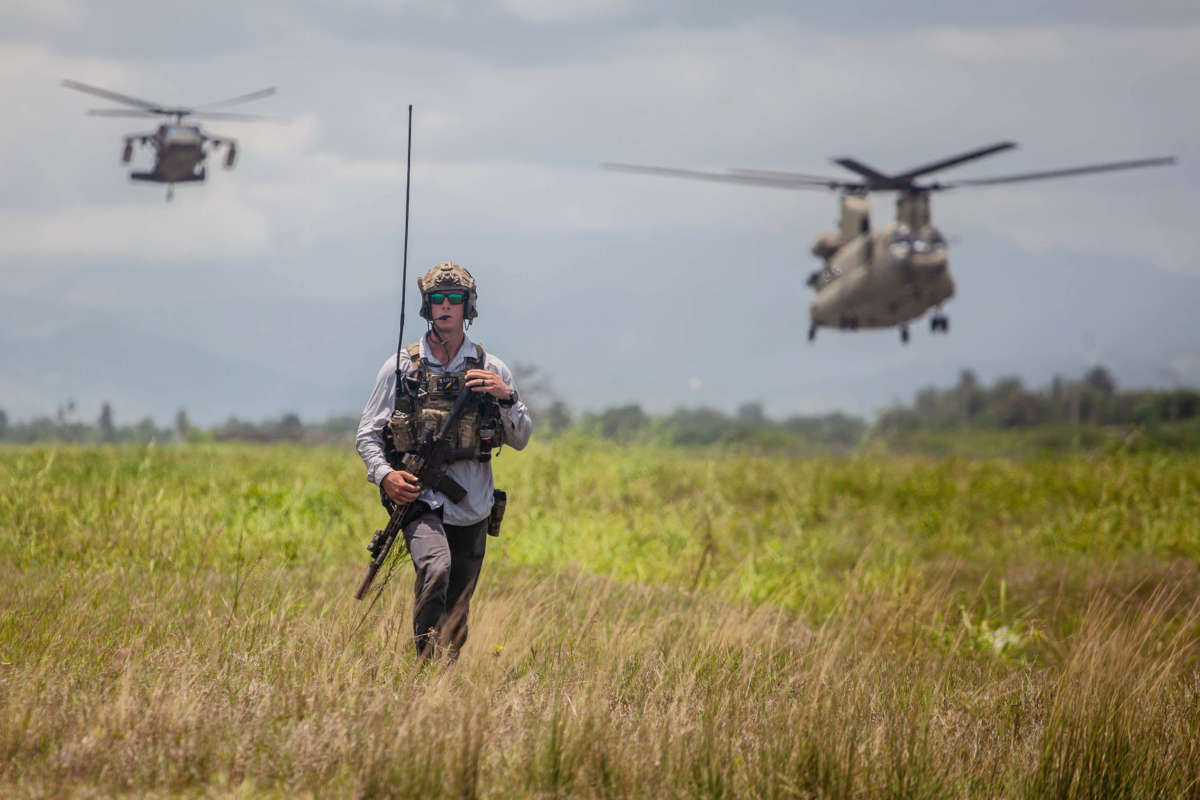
[3,562,1198,797]
[1,442,1198,797]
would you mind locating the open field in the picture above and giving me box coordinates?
[2,438,1199,798]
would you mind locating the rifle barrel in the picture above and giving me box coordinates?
[355,562,381,600]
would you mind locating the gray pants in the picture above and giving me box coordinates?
[403,505,488,657]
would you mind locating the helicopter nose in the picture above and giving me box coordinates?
[888,241,913,263]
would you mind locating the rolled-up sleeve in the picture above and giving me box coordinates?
[487,355,533,450]
[355,355,405,485]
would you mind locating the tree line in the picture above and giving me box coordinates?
[876,366,1199,432]
[0,402,356,445]
[1,364,1195,446]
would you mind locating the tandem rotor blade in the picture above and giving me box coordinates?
[831,157,901,190]
[603,163,851,191]
[727,168,860,188]
[894,141,1017,182]
[194,87,277,109]
[62,79,166,111]
[936,156,1177,189]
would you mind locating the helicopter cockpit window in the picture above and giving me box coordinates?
[889,227,914,259]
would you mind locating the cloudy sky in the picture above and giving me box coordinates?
[1,0,1197,425]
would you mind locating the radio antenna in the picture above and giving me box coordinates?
[394,104,413,402]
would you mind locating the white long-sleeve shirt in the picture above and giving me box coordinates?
[355,332,533,525]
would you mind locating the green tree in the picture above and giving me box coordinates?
[132,416,159,441]
[736,402,767,426]
[956,370,985,425]
[541,400,572,437]
[660,407,732,445]
[1085,365,1116,394]
[511,362,556,410]
[278,413,303,441]
[174,408,190,441]
[583,404,649,441]
[99,402,115,442]
[781,412,866,445]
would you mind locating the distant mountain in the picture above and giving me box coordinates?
[0,315,341,425]
[2,229,1197,426]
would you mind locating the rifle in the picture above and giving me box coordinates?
[355,387,476,600]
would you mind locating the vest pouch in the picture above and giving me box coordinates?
[476,422,495,462]
[387,410,416,453]
[416,406,451,444]
[458,408,481,453]
[476,401,506,461]
[487,489,506,537]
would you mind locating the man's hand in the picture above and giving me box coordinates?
[382,470,422,504]
[465,369,512,401]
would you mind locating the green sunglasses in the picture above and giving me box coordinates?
[429,292,466,305]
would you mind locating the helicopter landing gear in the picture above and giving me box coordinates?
[808,323,817,342]
[166,183,174,202]
[900,325,910,344]
[930,313,949,334]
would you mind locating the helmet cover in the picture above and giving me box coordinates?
[418,262,478,321]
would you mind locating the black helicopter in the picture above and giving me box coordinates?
[62,79,276,200]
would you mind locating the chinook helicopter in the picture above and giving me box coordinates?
[606,143,1175,343]
[62,79,276,201]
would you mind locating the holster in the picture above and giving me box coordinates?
[488,489,507,537]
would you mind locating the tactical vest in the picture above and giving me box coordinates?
[385,340,506,466]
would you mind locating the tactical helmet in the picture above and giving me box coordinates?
[418,262,478,321]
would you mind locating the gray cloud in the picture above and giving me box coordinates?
[1,5,1197,423]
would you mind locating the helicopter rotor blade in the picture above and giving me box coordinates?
[62,79,166,112]
[603,163,851,191]
[831,158,901,189]
[728,168,858,187]
[87,109,164,118]
[187,110,282,122]
[194,87,277,109]
[936,156,1177,189]
[895,141,1017,182]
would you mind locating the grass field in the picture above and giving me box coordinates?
[2,437,1199,798]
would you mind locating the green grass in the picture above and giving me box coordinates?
[1,439,1198,797]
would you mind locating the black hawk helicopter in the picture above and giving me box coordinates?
[606,143,1175,343]
[63,79,276,201]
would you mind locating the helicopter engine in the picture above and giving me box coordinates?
[839,194,870,239]
[896,192,931,230]
[811,230,842,260]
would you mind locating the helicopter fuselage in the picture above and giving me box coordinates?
[130,124,208,183]
[809,219,953,330]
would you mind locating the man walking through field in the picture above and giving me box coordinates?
[356,263,532,657]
